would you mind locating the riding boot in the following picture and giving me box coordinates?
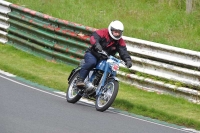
[76,75,85,87]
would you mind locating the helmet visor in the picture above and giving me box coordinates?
[111,27,123,39]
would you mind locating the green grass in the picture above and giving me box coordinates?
[0,44,72,92]
[8,0,200,51]
[2,0,200,130]
[1,44,200,130]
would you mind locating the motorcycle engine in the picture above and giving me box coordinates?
[85,81,95,92]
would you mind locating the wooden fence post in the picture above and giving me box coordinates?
[186,0,193,13]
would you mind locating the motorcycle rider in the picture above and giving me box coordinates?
[77,20,132,87]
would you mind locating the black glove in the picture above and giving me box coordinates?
[125,60,132,68]
[94,43,102,52]
[100,54,108,60]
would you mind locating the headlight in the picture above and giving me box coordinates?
[111,63,119,71]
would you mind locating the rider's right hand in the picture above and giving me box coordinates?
[94,43,102,52]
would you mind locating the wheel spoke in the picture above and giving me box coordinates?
[97,82,114,108]
[66,72,83,103]
[68,78,79,98]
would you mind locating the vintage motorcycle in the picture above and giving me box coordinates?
[66,51,125,112]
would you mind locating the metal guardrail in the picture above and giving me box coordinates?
[0,0,11,43]
[6,3,97,65]
[1,1,200,102]
[118,37,200,102]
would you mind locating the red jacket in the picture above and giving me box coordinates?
[88,28,131,62]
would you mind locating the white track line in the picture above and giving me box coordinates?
[0,70,199,133]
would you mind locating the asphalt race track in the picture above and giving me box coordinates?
[0,72,197,133]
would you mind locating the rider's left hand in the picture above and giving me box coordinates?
[125,60,132,68]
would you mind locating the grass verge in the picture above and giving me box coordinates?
[1,44,200,130]
[8,0,200,52]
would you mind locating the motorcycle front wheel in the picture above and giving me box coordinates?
[66,72,82,103]
[95,79,119,112]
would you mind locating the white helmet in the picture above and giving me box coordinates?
[108,20,124,40]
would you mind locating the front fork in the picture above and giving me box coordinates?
[95,63,111,96]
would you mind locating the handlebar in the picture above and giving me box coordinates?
[98,50,108,56]
[98,50,128,68]
[120,60,126,66]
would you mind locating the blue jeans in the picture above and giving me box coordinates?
[79,52,98,79]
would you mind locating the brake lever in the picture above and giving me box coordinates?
[120,60,126,66]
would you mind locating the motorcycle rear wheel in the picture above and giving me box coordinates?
[66,72,82,103]
[95,79,119,112]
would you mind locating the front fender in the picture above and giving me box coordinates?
[107,76,119,82]
[113,77,119,81]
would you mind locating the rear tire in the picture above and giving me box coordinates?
[66,71,82,103]
[95,79,119,112]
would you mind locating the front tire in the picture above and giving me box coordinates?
[66,71,82,103]
[95,79,119,112]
